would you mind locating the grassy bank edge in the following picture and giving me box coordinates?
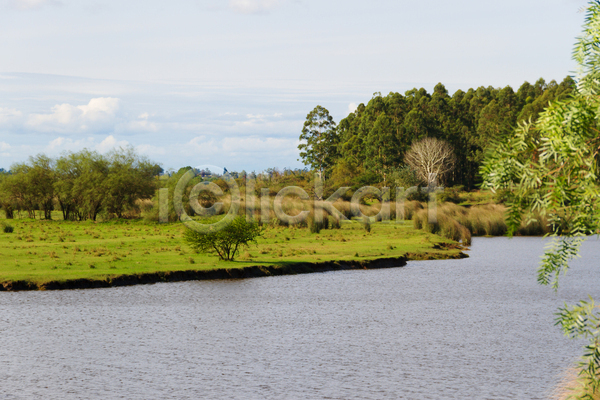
[0,248,468,291]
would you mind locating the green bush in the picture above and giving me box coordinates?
[406,186,429,202]
[183,216,262,261]
[329,216,341,229]
[437,186,464,204]
[2,223,13,233]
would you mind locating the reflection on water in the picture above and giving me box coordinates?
[1,237,599,399]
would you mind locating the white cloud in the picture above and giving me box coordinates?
[45,136,95,152]
[43,135,128,154]
[0,107,23,123]
[0,142,11,151]
[116,111,158,133]
[4,0,58,10]
[348,103,358,113]
[228,0,281,14]
[96,135,129,153]
[27,97,120,133]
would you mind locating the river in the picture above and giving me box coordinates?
[1,237,599,399]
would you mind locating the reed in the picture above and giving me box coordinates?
[412,207,471,245]
[551,367,600,400]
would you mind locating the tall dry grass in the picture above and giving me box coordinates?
[550,367,600,400]
[412,207,472,245]
[410,202,552,244]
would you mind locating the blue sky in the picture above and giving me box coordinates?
[0,0,589,172]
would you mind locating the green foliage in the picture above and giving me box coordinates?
[298,105,338,180]
[1,155,55,219]
[327,77,575,189]
[437,186,464,204]
[2,222,14,233]
[389,165,420,189]
[556,297,600,398]
[183,217,262,261]
[406,187,429,202]
[2,148,159,221]
[103,148,159,218]
[481,1,600,392]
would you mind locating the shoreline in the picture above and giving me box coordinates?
[0,251,468,291]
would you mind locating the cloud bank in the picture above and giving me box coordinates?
[3,0,58,10]
[26,97,121,133]
[228,0,281,14]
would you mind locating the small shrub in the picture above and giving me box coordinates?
[329,216,341,229]
[308,216,322,234]
[437,186,464,204]
[362,216,371,233]
[183,216,262,261]
[2,223,14,233]
[321,215,330,230]
[188,257,195,264]
[406,186,429,202]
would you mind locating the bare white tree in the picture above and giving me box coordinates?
[404,137,456,185]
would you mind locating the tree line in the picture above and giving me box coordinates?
[0,148,161,220]
[300,77,576,190]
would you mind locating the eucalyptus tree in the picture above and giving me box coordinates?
[481,2,600,393]
[298,105,338,184]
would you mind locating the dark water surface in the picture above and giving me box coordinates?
[1,237,599,399]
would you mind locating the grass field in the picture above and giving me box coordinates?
[0,216,464,286]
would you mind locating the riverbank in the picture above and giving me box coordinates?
[0,218,467,291]
[0,251,468,291]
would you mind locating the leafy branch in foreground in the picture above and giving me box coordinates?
[183,217,262,261]
[556,297,600,398]
[481,1,600,395]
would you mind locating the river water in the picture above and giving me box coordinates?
[1,237,599,399]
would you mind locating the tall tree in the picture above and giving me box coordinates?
[104,147,158,218]
[298,105,338,183]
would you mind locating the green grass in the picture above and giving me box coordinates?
[0,217,463,286]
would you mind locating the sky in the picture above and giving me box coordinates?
[0,0,590,172]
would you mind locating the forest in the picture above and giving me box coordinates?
[301,77,576,190]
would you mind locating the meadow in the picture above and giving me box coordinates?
[0,212,465,288]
